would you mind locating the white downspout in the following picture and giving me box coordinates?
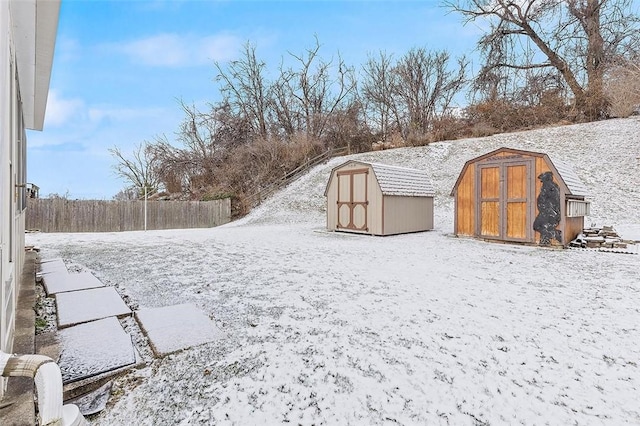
[1,351,87,426]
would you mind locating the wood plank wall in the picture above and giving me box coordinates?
[25,198,231,233]
[455,163,475,235]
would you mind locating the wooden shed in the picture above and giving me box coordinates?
[325,160,435,236]
[451,147,590,246]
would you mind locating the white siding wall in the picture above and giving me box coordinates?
[1,0,15,396]
[0,0,58,401]
[1,1,30,398]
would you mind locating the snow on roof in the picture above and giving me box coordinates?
[548,157,590,197]
[367,162,436,197]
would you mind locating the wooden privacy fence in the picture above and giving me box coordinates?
[26,198,231,233]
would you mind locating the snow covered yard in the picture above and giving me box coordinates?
[27,118,640,425]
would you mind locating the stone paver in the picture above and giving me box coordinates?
[135,303,225,357]
[43,271,105,295]
[57,317,137,384]
[56,287,131,328]
[38,258,67,275]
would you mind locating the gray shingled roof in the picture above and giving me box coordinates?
[367,162,435,197]
[548,156,590,197]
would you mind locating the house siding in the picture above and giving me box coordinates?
[1,1,18,396]
[1,0,59,399]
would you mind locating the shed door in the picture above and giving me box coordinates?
[336,169,368,232]
[478,166,500,237]
[477,160,533,242]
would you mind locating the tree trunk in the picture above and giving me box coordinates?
[584,0,606,118]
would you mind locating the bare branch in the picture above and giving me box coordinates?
[447,0,640,118]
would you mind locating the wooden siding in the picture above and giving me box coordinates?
[565,215,585,243]
[26,198,231,233]
[455,163,475,236]
[454,147,589,247]
[504,163,529,240]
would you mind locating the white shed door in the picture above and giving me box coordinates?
[336,168,368,232]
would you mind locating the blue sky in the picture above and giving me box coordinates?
[27,0,484,199]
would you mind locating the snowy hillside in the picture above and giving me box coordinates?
[26,117,640,425]
[240,116,640,232]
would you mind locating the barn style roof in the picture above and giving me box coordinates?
[547,157,590,197]
[327,160,435,197]
[369,162,435,197]
[451,147,590,197]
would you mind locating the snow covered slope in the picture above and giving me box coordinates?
[240,116,640,233]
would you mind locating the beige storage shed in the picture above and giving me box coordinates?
[324,160,435,236]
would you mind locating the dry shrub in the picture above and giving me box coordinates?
[469,121,498,138]
[428,115,470,142]
[465,99,521,132]
[405,130,430,147]
[531,91,571,124]
[605,62,640,118]
[388,131,406,148]
[347,133,378,154]
[209,135,325,217]
[466,93,572,134]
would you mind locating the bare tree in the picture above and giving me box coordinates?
[215,42,270,140]
[393,48,467,137]
[274,37,358,142]
[271,68,301,138]
[109,142,161,198]
[146,100,253,198]
[112,187,139,201]
[360,51,398,141]
[361,48,467,142]
[447,0,640,119]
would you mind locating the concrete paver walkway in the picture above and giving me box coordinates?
[38,257,67,275]
[136,303,225,357]
[56,286,131,328]
[57,317,138,384]
[43,271,104,295]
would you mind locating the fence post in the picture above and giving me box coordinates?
[144,186,148,231]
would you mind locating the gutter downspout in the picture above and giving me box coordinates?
[1,351,86,426]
